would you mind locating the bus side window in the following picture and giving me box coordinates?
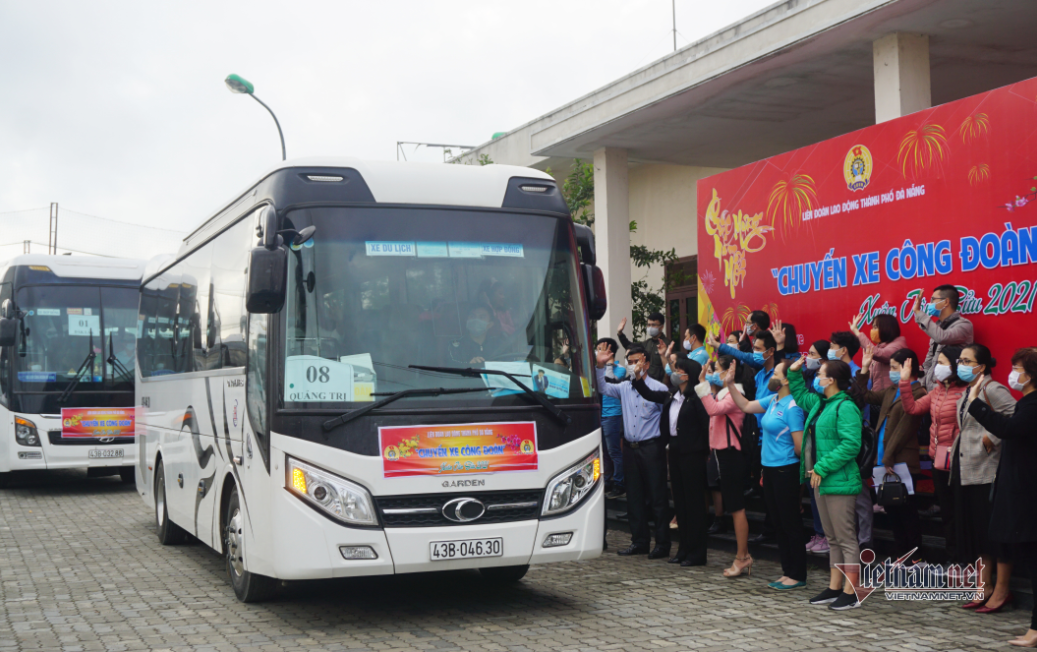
[211,215,253,369]
[246,312,269,468]
[0,281,9,404]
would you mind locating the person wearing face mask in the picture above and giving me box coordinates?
[616,313,668,382]
[800,340,832,553]
[447,305,502,365]
[632,357,711,566]
[966,347,1037,648]
[596,337,627,501]
[788,356,865,610]
[849,313,907,392]
[913,284,974,390]
[684,324,709,366]
[595,343,671,559]
[856,346,927,562]
[694,356,752,577]
[900,345,968,562]
[827,331,861,375]
[724,359,807,589]
[950,343,1015,613]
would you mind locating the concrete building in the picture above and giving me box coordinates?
[458,0,1037,340]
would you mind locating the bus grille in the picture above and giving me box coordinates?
[376,490,542,527]
[48,431,135,446]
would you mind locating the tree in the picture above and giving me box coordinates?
[557,160,678,339]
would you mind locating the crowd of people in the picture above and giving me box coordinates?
[594,284,1037,646]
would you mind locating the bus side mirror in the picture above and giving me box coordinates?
[0,318,16,347]
[582,264,607,322]
[246,247,288,314]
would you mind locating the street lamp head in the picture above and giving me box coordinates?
[224,74,254,95]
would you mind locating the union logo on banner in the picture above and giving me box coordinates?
[844,144,873,191]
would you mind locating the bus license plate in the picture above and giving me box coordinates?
[429,538,503,561]
[88,449,124,459]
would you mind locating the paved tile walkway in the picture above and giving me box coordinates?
[0,470,1030,651]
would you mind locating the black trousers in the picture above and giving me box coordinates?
[885,474,923,559]
[669,449,708,563]
[932,469,956,561]
[623,439,671,550]
[763,463,807,582]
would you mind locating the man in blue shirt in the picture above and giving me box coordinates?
[828,331,861,376]
[710,330,780,427]
[596,338,626,500]
[596,342,670,559]
[685,324,710,367]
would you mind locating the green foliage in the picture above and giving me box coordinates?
[449,152,494,166]
[556,162,678,339]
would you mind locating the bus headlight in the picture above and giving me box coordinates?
[285,456,378,526]
[542,450,600,517]
[15,417,41,447]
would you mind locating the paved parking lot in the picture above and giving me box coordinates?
[0,470,1030,652]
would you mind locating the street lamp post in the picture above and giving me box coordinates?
[224,74,286,161]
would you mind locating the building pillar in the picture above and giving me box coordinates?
[593,147,631,336]
[873,33,931,123]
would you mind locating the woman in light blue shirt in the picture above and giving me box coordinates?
[724,359,807,589]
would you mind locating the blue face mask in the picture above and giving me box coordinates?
[812,377,826,393]
[827,348,841,361]
[958,365,977,382]
[752,351,768,366]
[706,373,723,387]
[665,364,672,375]
[888,371,902,384]
[925,301,942,317]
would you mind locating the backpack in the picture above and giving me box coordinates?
[835,401,876,474]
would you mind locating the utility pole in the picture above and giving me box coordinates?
[672,0,677,51]
[49,202,58,255]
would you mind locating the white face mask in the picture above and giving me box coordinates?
[1008,370,1029,392]
[933,364,953,382]
[647,326,661,338]
[683,339,693,351]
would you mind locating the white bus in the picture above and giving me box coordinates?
[136,158,609,602]
[0,255,145,487]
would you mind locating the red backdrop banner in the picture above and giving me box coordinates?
[698,75,1037,389]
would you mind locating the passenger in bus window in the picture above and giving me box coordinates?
[448,305,502,365]
[482,281,515,336]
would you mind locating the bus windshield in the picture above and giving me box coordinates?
[281,206,593,409]
[12,284,138,393]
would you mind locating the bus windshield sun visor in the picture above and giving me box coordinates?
[321,386,492,435]
[408,364,571,426]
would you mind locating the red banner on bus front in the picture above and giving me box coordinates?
[61,408,136,438]
[379,421,538,478]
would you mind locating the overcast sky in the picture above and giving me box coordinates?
[1,0,774,253]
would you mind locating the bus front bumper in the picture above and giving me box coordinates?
[269,482,603,580]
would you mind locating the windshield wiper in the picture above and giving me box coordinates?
[59,331,97,403]
[409,365,572,426]
[106,332,132,382]
[321,387,492,435]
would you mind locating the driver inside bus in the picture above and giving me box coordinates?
[448,305,503,365]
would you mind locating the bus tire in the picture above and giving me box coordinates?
[478,565,529,584]
[119,467,135,484]
[154,460,187,545]
[224,484,277,603]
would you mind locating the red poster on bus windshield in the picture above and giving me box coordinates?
[379,422,538,478]
[698,74,1037,391]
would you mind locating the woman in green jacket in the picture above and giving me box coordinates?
[788,355,864,611]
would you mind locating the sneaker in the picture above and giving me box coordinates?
[606,488,626,500]
[828,592,861,610]
[812,536,830,553]
[805,535,820,551]
[809,587,843,605]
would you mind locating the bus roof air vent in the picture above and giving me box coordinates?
[502,177,568,215]
[305,175,344,182]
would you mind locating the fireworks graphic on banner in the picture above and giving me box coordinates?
[958,113,990,144]
[897,123,949,179]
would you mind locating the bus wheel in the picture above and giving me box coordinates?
[154,461,187,545]
[223,485,277,603]
[478,565,529,584]
[119,467,135,484]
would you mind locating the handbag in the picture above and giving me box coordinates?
[933,444,952,471]
[876,472,910,506]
